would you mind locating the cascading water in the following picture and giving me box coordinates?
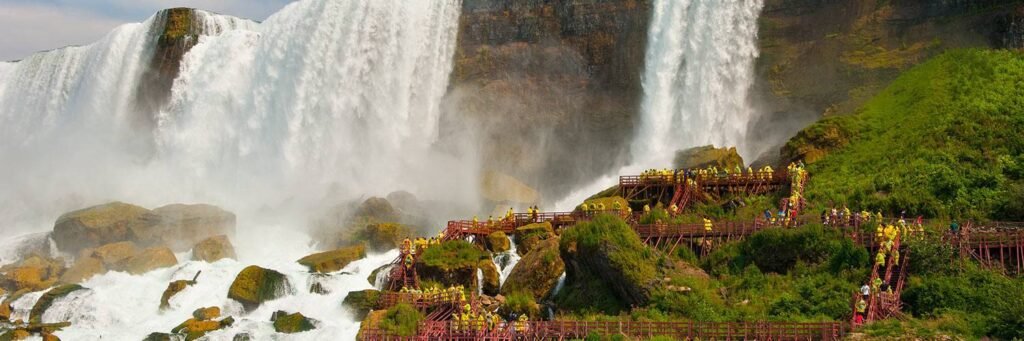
[555,0,765,209]
[632,0,765,165]
[0,0,465,339]
[494,236,522,286]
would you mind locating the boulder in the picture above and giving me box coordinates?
[501,237,565,301]
[142,333,174,341]
[514,222,555,256]
[150,204,236,252]
[272,311,317,333]
[191,235,236,262]
[42,333,60,341]
[485,232,511,253]
[341,289,380,320]
[416,241,490,291]
[59,257,104,285]
[347,223,409,252]
[560,215,661,308]
[192,306,220,321]
[0,256,65,292]
[479,260,500,297]
[29,284,84,324]
[85,241,139,265]
[673,145,744,170]
[51,202,157,254]
[171,317,224,341]
[297,245,366,274]
[353,197,399,222]
[227,266,290,311]
[0,329,30,340]
[111,247,177,275]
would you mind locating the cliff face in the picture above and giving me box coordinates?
[135,8,206,127]
[755,0,1024,127]
[445,0,652,196]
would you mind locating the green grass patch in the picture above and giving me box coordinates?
[418,240,488,271]
[378,303,424,337]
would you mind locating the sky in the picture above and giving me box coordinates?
[0,0,294,61]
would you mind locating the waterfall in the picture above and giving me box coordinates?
[494,235,522,286]
[0,0,468,232]
[632,0,765,165]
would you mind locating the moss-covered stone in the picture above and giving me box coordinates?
[478,260,500,296]
[159,279,195,310]
[29,284,84,324]
[353,197,399,222]
[0,256,65,292]
[52,202,157,254]
[142,333,174,341]
[416,241,490,291]
[485,231,511,253]
[377,303,423,337]
[502,237,564,301]
[171,318,222,341]
[191,235,236,262]
[0,329,30,341]
[297,245,366,274]
[673,145,745,170]
[191,306,220,321]
[341,289,380,320]
[559,214,659,308]
[111,247,177,275]
[227,266,290,311]
[272,312,317,334]
[85,241,139,265]
[514,222,554,256]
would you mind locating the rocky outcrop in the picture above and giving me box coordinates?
[150,204,236,251]
[192,235,236,262]
[29,284,84,324]
[416,241,490,292]
[227,266,290,311]
[479,260,500,296]
[353,197,400,223]
[52,202,157,254]
[297,245,366,274]
[271,311,317,333]
[345,223,409,252]
[559,215,661,308]
[51,202,235,254]
[111,247,177,275]
[485,231,511,253]
[341,289,380,321]
[502,237,564,301]
[673,146,745,170]
[170,306,234,341]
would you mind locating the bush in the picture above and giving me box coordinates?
[501,291,541,319]
[418,240,488,271]
[378,303,423,336]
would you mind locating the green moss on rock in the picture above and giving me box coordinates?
[485,231,511,253]
[297,245,366,274]
[502,237,564,301]
[29,284,84,324]
[341,289,380,320]
[227,266,290,311]
[272,312,317,334]
[378,303,423,337]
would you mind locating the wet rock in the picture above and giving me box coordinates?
[29,284,84,324]
[171,318,223,341]
[502,237,564,301]
[272,311,317,334]
[479,260,500,296]
[0,256,65,292]
[673,145,744,170]
[232,333,251,341]
[142,333,175,341]
[514,222,554,256]
[191,235,236,262]
[85,241,139,265]
[416,240,490,291]
[341,289,380,320]
[160,275,198,310]
[191,307,220,321]
[347,223,410,252]
[41,333,60,341]
[150,204,236,252]
[297,245,366,274]
[227,266,290,311]
[485,231,510,253]
[0,329,30,340]
[353,197,399,223]
[111,247,177,275]
[51,202,157,254]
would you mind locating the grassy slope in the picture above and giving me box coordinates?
[793,49,1024,220]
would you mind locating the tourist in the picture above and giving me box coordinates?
[860,283,870,299]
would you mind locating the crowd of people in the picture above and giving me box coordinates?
[639,165,780,184]
[451,305,529,334]
[853,219,905,325]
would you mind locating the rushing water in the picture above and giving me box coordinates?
[632,0,764,165]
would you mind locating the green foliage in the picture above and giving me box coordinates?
[901,266,1024,339]
[418,240,488,271]
[378,303,423,337]
[797,49,1024,220]
[501,291,541,319]
[560,214,659,289]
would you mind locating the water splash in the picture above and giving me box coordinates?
[632,0,765,165]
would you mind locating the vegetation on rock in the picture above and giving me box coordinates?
[341,289,380,321]
[377,303,423,337]
[502,237,564,301]
[296,245,366,274]
[227,266,290,311]
[673,145,744,170]
[29,284,84,324]
[272,311,317,334]
[485,231,510,253]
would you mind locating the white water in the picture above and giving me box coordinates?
[553,0,765,209]
[632,0,764,165]
[494,236,522,286]
[0,0,465,339]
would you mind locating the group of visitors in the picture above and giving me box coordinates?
[452,305,529,334]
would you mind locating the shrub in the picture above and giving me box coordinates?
[378,303,423,336]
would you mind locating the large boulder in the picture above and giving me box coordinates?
[52,202,158,254]
[86,241,139,265]
[191,235,236,262]
[58,257,104,284]
[192,307,221,321]
[0,256,65,292]
[559,215,661,308]
[297,245,366,274]
[673,145,744,170]
[150,204,236,251]
[502,237,565,301]
[416,241,490,291]
[514,222,555,256]
[29,284,84,324]
[111,247,177,275]
[485,232,510,253]
[479,260,500,296]
[341,289,380,321]
[346,223,409,252]
[271,311,317,333]
[171,315,234,341]
[353,197,399,222]
[227,266,290,311]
